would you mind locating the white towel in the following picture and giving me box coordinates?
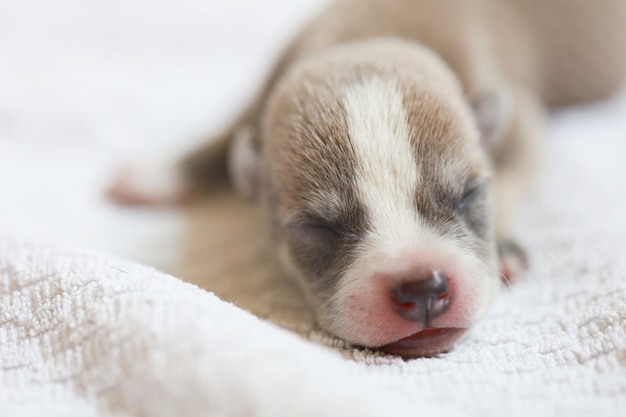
[1,0,625,415]
[2,96,626,415]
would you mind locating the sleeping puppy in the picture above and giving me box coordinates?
[109,0,626,358]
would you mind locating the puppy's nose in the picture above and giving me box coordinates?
[391,270,451,324]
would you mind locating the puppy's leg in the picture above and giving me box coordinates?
[107,93,264,206]
[476,87,544,283]
[182,119,261,201]
[181,129,237,192]
[157,48,301,206]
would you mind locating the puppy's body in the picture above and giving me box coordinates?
[113,0,626,357]
[292,0,626,105]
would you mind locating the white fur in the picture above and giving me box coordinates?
[343,77,423,255]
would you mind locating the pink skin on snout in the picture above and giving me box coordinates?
[330,247,489,358]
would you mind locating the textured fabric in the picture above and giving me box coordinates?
[2,102,626,415]
[1,0,625,415]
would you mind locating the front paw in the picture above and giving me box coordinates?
[498,240,528,285]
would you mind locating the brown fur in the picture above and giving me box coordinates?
[174,0,626,353]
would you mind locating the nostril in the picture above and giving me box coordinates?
[391,270,451,324]
[394,271,449,302]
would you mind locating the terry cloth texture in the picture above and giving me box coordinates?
[2,100,626,415]
[1,0,626,415]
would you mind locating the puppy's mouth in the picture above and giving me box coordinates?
[379,327,467,358]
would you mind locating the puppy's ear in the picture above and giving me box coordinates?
[228,125,261,201]
[471,88,513,152]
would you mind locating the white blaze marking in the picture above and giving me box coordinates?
[323,78,496,346]
[344,77,422,255]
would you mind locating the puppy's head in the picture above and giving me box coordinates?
[259,39,499,358]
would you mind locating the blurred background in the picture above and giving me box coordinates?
[0,0,330,267]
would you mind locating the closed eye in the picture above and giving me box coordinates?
[455,180,488,213]
[283,217,345,279]
[288,218,342,241]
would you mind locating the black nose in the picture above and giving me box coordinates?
[391,270,451,325]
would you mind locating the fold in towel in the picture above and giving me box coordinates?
[1,94,626,415]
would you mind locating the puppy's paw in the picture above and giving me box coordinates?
[497,240,528,285]
[107,159,191,207]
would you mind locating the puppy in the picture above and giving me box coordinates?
[110,0,626,358]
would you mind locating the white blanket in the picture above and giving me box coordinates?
[1,1,625,416]
[2,115,626,416]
